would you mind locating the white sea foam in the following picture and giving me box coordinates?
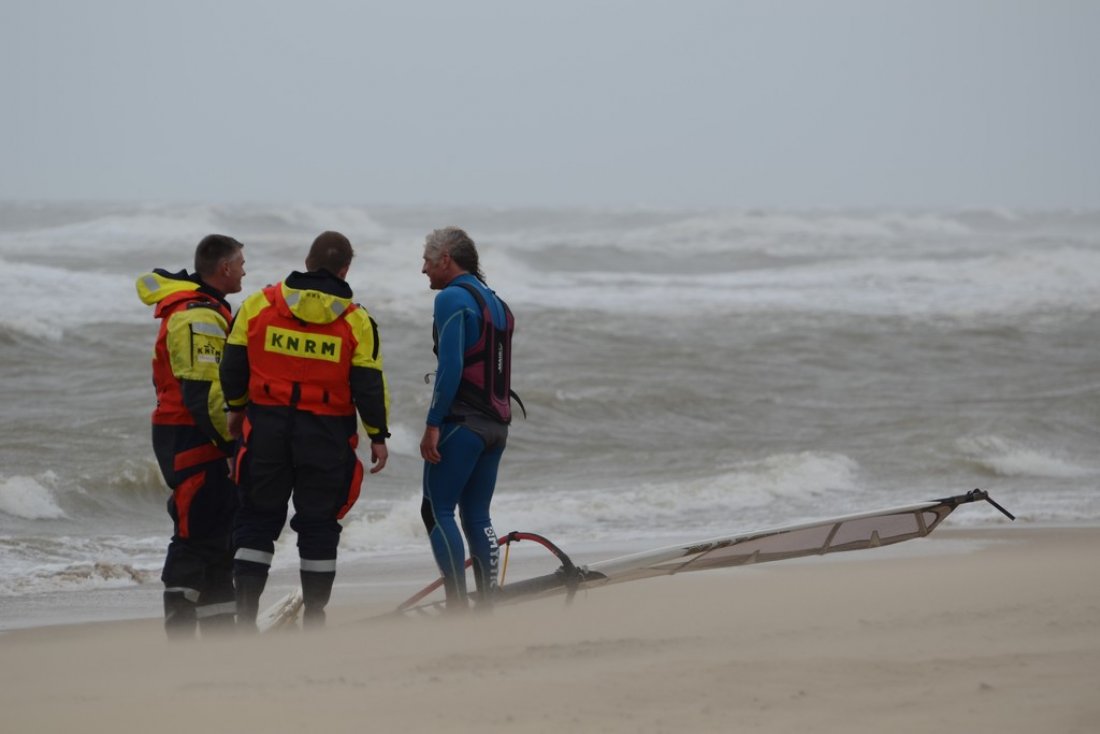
[0,202,394,338]
[0,473,67,520]
[338,450,864,555]
[0,528,167,597]
[0,203,384,254]
[956,436,1094,479]
[0,258,146,340]
[500,245,1100,322]
[3,205,1097,340]
[341,494,426,557]
[495,209,982,256]
[0,560,157,597]
[0,203,1095,624]
[273,203,387,239]
[0,205,222,257]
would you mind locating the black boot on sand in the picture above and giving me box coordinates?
[234,574,267,634]
[300,569,335,630]
[163,589,198,641]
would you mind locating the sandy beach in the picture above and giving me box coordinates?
[2,526,1097,734]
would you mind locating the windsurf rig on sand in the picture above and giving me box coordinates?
[260,489,1013,629]
[390,488,1014,619]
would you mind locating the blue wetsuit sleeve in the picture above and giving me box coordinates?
[427,287,469,427]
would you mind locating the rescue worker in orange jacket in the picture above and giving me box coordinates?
[220,231,390,630]
[136,234,246,639]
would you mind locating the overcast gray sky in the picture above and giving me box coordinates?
[2,1,1097,209]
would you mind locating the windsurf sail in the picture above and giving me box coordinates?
[396,489,1013,617]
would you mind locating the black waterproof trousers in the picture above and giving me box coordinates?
[153,423,238,639]
[232,405,362,627]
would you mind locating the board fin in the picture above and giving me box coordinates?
[257,587,304,633]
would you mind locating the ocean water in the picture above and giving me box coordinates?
[1,203,1098,628]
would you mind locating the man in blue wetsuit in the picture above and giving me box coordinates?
[420,227,517,612]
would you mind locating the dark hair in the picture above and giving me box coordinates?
[424,226,485,283]
[306,230,355,274]
[194,234,244,278]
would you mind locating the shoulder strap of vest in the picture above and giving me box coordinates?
[510,389,527,420]
[185,299,232,323]
[160,289,231,323]
[450,280,511,328]
[450,280,486,310]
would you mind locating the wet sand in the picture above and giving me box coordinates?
[2,526,1098,733]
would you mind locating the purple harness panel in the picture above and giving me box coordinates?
[452,282,514,424]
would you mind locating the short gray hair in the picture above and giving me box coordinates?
[194,234,243,278]
[424,226,485,283]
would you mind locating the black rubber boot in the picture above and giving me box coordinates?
[196,607,237,637]
[234,574,267,634]
[300,570,335,630]
[197,563,237,636]
[163,590,198,641]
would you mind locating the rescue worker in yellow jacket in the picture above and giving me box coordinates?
[220,231,390,630]
[136,234,246,639]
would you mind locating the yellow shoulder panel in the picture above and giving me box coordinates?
[347,308,383,370]
[227,290,273,346]
[166,307,229,381]
[136,271,198,306]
